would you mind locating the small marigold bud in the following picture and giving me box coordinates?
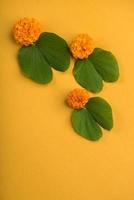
[66,88,90,109]
[70,34,94,59]
[13,17,42,46]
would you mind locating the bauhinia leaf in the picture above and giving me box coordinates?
[73,48,119,93]
[37,32,70,72]
[89,48,119,82]
[73,59,103,93]
[86,97,113,130]
[18,45,53,84]
[71,109,102,141]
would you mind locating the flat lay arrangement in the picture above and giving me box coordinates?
[12,17,119,141]
[2,1,134,200]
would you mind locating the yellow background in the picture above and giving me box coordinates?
[1,0,134,199]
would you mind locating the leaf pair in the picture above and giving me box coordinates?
[71,97,113,141]
[18,32,70,83]
[73,48,119,93]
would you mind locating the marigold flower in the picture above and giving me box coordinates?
[13,17,42,46]
[70,34,94,59]
[66,88,90,109]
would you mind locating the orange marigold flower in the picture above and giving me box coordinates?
[70,34,94,59]
[13,17,42,46]
[66,88,90,109]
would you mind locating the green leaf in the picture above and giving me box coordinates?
[86,97,113,130]
[89,48,119,82]
[73,59,103,93]
[18,45,52,84]
[71,109,102,141]
[36,32,70,72]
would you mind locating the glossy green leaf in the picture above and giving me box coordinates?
[18,45,52,84]
[86,97,113,130]
[37,32,70,71]
[89,48,119,82]
[73,59,103,93]
[71,109,102,141]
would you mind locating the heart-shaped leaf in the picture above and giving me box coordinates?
[89,48,119,82]
[18,45,52,84]
[86,97,113,130]
[37,32,70,72]
[73,59,103,93]
[73,48,119,93]
[71,109,102,141]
